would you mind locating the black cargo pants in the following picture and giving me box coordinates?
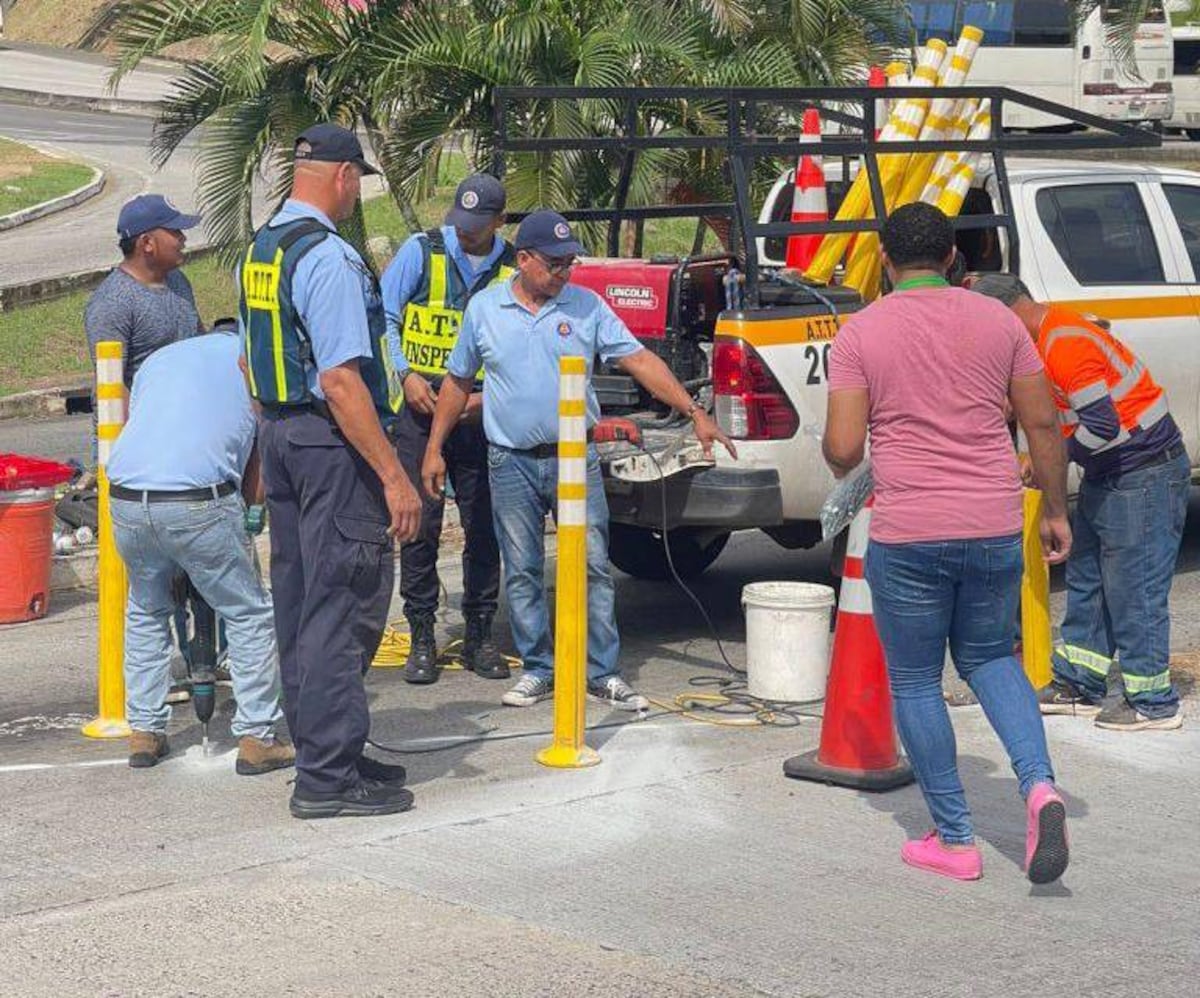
[392,401,500,621]
[259,408,393,796]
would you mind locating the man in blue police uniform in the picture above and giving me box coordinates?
[421,210,736,710]
[381,175,513,685]
[240,123,422,819]
[108,324,292,775]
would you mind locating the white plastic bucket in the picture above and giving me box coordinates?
[742,581,836,703]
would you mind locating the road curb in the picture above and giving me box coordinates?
[0,262,121,312]
[0,85,161,118]
[0,245,217,313]
[1038,144,1200,163]
[0,167,106,232]
[0,381,92,421]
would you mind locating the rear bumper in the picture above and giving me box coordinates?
[601,462,783,530]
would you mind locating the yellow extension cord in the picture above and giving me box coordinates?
[373,622,810,729]
[371,620,523,671]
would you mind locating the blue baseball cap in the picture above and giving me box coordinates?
[446,174,506,233]
[117,194,202,240]
[514,210,585,257]
[294,122,380,176]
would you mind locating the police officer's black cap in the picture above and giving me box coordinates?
[514,210,586,257]
[294,123,380,176]
[446,174,507,233]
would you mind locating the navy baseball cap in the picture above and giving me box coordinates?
[514,210,585,257]
[117,194,201,240]
[294,122,380,176]
[446,174,506,233]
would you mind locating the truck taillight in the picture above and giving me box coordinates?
[712,339,799,440]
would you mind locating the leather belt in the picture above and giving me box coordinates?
[1154,441,1187,465]
[508,432,594,460]
[111,481,238,503]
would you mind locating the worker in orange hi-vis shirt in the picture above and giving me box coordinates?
[973,273,1188,733]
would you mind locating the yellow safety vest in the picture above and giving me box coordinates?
[397,230,514,407]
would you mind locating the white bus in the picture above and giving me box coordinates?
[907,2,1173,129]
[1166,22,1200,137]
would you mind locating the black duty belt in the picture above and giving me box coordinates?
[507,432,594,460]
[258,399,335,422]
[1143,441,1187,468]
[111,481,238,503]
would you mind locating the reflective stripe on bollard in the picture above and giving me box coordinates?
[537,356,601,769]
[82,340,131,740]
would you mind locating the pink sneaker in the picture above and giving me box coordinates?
[900,831,982,881]
[1025,782,1069,884]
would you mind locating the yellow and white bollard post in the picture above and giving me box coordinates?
[537,356,601,769]
[1020,486,1053,691]
[82,341,131,739]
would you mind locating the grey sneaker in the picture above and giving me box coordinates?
[1094,700,1182,732]
[1037,679,1101,717]
[587,675,649,712]
[501,672,553,707]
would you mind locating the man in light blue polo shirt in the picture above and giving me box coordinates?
[421,210,735,710]
[108,324,292,776]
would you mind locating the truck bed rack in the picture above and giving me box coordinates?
[492,85,1160,301]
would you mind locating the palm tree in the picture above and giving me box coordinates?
[363,0,909,248]
[105,0,911,258]
[107,0,395,262]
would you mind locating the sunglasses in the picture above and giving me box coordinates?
[530,251,577,275]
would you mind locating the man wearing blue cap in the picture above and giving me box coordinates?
[84,194,207,705]
[85,194,205,389]
[381,175,514,686]
[240,122,422,819]
[421,210,736,710]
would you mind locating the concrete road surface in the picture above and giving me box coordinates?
[0,513,1198,996]
[0,411,92,466]
[0,102,199,284]
[0,42,178,104]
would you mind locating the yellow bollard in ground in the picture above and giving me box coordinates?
[82,341,130,740]
[538,357,600,769]
[1021,486,1053,691]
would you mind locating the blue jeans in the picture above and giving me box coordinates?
[488,445,620,682]
[111,494,282,740]
[865,535,1055,845]
[1052,450,1188,719]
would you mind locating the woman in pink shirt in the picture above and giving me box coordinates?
[824,203,1073,884]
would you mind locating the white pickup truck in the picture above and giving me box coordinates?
[496,86,1200,579]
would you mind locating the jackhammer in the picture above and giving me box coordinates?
[180,576,218,753]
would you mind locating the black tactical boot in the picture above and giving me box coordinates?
[461,613,510,680]
[403,615,439,685]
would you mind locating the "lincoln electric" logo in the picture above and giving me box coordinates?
[605,284,659,310]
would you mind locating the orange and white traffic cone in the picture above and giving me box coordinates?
[784,109,827,271]
[783,498,914,791]
[868,64,888,138]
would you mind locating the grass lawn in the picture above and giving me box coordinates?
[0,149,716,397]
[0,254,240,397]
[2,0,115,47]
[0,137,96,217]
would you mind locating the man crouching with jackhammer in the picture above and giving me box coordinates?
[107,320,293,774]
